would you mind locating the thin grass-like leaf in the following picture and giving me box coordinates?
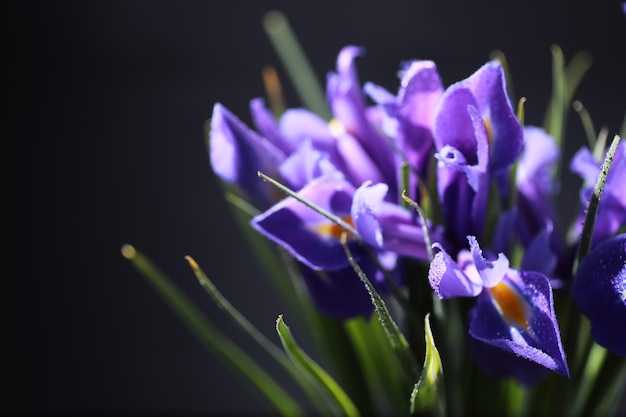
[120,244,303,417]
[401,191,434,262]
[185,256,335,417]
[340,233,419,379]
[516,97,526,126]
[410,314,445,417]
[543,47,592,149]
[276,315,361,417]
[262,10,331,120]
[574,134,622,268]
[544,45,566,147]
[573,100,598,150]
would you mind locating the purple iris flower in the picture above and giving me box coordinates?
[570,141,626,246]
[428,236,569,383]
[574,233,626,357]
[432,61,523,249]
[250,171,449,319]
[250,173,412,319]
[251,174,441,272]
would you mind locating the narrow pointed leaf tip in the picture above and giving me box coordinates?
[410,314,445,415]
[276,315,361,417]
[574,134,623,265]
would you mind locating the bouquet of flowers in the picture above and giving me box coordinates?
[123,10,625,417]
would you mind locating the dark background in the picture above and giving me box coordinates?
[14,1,626,415]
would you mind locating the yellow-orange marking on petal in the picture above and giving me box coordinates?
[315,216,355,240]
[489,281,530,330]
[484,118,494,145]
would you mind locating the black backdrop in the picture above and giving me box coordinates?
[14,1,626,415]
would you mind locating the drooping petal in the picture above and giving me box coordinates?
[250,174,361,271]
[209,103,286,209]
[574,233,626,357]
[429,243,483,298]
[469,270,569,378]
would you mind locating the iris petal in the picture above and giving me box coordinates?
[574,233,626,357]
[469,271,569,378]
[209,103,286,209]
[429,243,483,298]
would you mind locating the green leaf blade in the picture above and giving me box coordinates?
[410,313,445,416]
[276,315,361,417]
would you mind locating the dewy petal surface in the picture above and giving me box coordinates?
[574,233,626,357]
[469,270,569,378]
[429,243,483,298]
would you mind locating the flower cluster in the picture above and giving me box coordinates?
[209,45,625,392]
